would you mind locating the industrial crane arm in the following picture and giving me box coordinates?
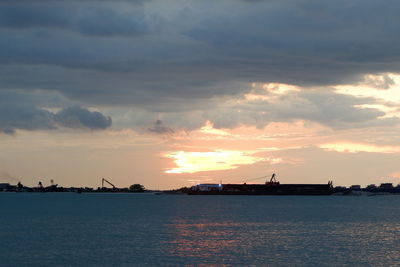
[102,178,116,188]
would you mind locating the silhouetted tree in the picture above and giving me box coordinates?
[129,184,145,192]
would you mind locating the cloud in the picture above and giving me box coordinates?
[0,3,148,36]
[1,0,400,134]
[362,74,395,89]
[148,120,174,135]
[1,0,400,102]
[319,142,400,154]
[55,105,112,130]
[0,0,146,2]
[0,93,111,134]
[0,103,57,134]
[0,5,70,29]
[199,89,397,130]
[106,83,400,133]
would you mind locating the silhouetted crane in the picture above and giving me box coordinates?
[101,178,116,189]
[265,173,280,186]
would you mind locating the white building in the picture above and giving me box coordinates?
[192,184,223,192]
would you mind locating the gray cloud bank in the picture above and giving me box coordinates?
[1,0,400,133]
[0,92,111,134]
[119,89,395,134]
[0,3,147,36]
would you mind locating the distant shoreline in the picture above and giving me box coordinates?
[1,181,400,195]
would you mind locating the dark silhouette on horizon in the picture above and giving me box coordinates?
[1,174,400,195]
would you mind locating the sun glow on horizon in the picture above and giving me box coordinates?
[164,150,267,174]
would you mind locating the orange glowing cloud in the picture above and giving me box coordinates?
[335,73,400,102]
[388,172,400,179]
[199,122,230,136]
[319,142,400,154]
[164,150,278,174]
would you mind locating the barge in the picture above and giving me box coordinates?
[187,174,334,195]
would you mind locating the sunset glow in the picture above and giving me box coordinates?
[4,2,400,265]
[2,1,400,190]
[164,150,267,174]
[335,73,400,103]
[319,142,400,154]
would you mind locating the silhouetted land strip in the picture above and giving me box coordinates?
[2,181,400,195]
[0,181,148,194]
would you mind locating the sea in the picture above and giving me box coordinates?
[0,193,399,266]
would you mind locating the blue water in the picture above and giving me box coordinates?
[0,193,399,266]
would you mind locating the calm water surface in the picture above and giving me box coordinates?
[0,193,399,266]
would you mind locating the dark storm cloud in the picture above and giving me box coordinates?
[0,0,146,4]
[0,104,56,135]
[182,0,400,84]
[0,5,70,28]
[55,105,112,130]
[0,3,147,36]
[1,0,399,94]
[1,0,400,132]
[0,92,111,134]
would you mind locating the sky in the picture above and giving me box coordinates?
[1,0,400,189]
